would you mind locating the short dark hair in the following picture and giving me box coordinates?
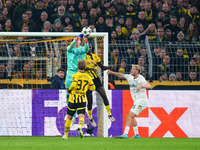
[170,16,177,20]
[77,60,86,70]
[57,68,65,73]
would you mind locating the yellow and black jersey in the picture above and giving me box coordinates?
[69,72,95,103]
[84,53,100,79]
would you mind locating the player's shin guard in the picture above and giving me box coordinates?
[64,93,70,121]
[78,118,84,129]
[64,119,72,136]
[105,105,111,115]
[88,110,92,119]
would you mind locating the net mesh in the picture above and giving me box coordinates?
[0,36,105,89]
[0,34,105,137]
[107,40,200,81]
[1,37,200,89]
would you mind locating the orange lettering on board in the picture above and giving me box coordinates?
[150,107,188,137]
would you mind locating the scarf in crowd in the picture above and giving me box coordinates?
[156,36,163,42]
[145,9,153,21]
[188,65,198,72]
[161,65,169,71]
[188,12,200,22]
[23,21,29,26]
[178,7,187,16]
[4,27,11,32]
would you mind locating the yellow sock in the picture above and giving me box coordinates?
[88,110,92,118]
[64,119,71,136]
[78,117,84,129]
[105,105,111,115]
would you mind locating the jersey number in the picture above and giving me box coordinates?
[77,80,89,91]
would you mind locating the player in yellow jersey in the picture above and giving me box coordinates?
[84,44,115,127]
[62,60,95,140]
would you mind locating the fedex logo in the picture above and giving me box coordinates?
[30,90,200,137]
[1,90,199,137]
[32,90,98,136]
[134,107,188,138]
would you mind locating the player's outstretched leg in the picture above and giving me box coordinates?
[87,90,97,127]
[97,87,115,122]
[64,93,70,121]
[116,111,134,139]
[62,118,72,140]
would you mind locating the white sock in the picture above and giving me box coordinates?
[123,126,130,135]
[133,126,139,135]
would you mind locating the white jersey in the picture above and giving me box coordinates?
[124,74,149,106]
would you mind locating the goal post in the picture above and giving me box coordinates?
[0,32,109,137]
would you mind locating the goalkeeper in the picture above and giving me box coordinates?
[84,44,115,127]
[65,33,89,123]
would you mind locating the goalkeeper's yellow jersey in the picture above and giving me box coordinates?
[69,72,95,103]
[84,53,101,79]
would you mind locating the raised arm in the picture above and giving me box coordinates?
[97,62,113,71]
[67,34,83,52]
[67,40,76,52]
[107,70,125,79]
[83,36,89,53]
[136,82,151,93]
[139,82,151,89]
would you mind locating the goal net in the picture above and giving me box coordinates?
[0,32,109,137]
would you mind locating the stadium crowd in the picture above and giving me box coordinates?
[0,0,200,81]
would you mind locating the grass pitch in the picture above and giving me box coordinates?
[1,137,199,150]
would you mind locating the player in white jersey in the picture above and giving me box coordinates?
[107,64,151,138]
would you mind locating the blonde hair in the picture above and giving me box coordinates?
[163,55,170,61]
[145,23,157,35]
[132,64,141,73]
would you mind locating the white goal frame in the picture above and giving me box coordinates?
[0,32,109,137]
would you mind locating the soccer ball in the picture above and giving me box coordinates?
[82,26,92,36]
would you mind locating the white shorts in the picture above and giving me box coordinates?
[130,105,147,116]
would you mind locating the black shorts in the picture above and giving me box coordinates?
[93,76,103,89]
[67,102,86,116]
